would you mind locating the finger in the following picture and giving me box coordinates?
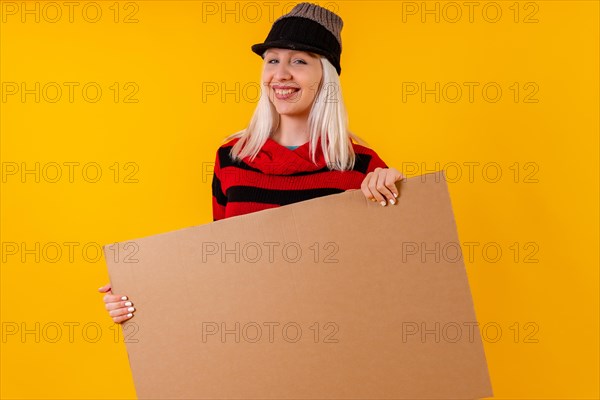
[395,171,406,184]
[112,312,134,324]
[98,283,112,293]
[105,299,134,311]
[394,172,406,202]
[389,169,404,198]
[109,305,136,318]
[384,174,400,204]
[374,171,395,206]
[360,173,377,202]
[367,169,386,205]
[103,293,128,304]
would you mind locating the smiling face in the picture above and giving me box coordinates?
[261,48,323,117]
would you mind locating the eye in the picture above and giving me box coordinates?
[266,58,307,64]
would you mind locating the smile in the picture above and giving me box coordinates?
[274,88,300,95]
[273,88,300,100]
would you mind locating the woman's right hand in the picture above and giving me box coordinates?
[98,283,135,323]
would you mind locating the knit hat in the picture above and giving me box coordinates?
[251,2,343,75]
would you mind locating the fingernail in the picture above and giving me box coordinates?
[127,307,135,312]
[393,192,398,198]
[390,198,395,205]
[124,301,132,306]
[370,198,377,202]
[121,296,128,301]
[127,313,133,318]
[380,201,386,206]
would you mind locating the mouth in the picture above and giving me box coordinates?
[272,87,300,100]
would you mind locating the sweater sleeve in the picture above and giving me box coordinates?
[211,149,227,221]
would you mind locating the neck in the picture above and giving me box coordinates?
[272,114,310,146]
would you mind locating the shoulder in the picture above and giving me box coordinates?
[351,141,379,156]
[351,141,385,162]
[213,137,241,169]
[215,136,242,159]
[218,137,241,150]
[350,141,388,170]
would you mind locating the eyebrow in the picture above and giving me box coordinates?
[265,49,313,57]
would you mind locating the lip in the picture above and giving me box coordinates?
[272,86,300,100]
[272,84,300,90]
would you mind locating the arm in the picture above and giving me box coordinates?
[211,150,227,221]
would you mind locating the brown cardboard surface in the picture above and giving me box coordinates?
[103,170,493,399]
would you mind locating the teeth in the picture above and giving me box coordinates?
[275,88,299,95]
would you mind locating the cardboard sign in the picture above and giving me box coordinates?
[103,170,493,399]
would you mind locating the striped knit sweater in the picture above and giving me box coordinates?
[211,136,388,221]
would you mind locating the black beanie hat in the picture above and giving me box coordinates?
[251,2,343,75]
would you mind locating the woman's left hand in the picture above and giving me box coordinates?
[360,167,405,206]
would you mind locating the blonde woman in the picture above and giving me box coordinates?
[100,2,404,323]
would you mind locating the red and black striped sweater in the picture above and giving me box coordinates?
[211,136,388,221]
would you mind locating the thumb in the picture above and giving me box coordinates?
[98,283,112,293]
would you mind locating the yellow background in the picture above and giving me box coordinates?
[1,1,598,399]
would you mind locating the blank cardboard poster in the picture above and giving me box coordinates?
[104,170,493,399]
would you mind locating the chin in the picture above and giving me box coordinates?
[276,109,308,116]
[275,102,309,114]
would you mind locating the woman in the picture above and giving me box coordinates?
[99,2,404,323]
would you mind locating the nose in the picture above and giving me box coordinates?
[273,61,292,80]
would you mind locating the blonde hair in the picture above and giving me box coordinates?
[221,54,369,171]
